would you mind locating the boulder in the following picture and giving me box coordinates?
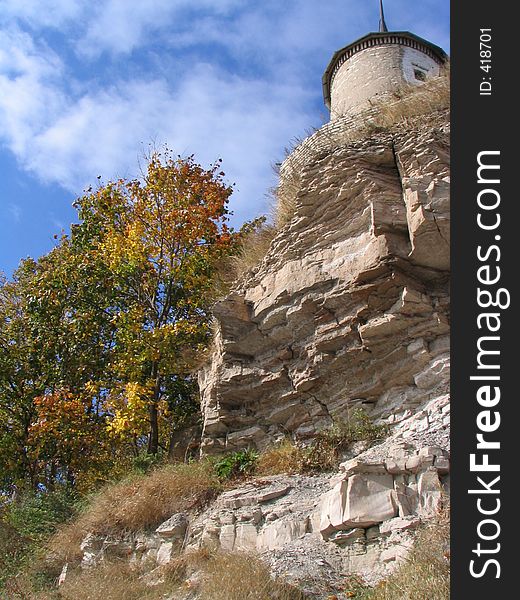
[156,541,173,566]
[257,517,308,550]
[155,513,188,540]
[320,473,397,536]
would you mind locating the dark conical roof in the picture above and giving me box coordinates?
[379,0,388,32]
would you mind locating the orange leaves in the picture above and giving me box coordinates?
[31,392,89,436]
[29,391,95,464]
[26,389,119,489]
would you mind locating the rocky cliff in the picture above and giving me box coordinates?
[60,98,451,598]
[199,108,450,456]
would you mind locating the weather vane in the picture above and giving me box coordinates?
[379,0,389,32]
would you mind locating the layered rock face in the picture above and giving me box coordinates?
[65,109,451,597]
[74,438,449,596]
[199,110,450,455]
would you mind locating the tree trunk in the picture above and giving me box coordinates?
[147,367,161,455]
[147,401,159,455]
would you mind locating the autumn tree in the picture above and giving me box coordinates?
[0,273,42,491]
[0,150,242,494]
[69,151,239,455]
[0,243,119,491]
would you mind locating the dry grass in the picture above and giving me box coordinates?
[8,550,306,600]
[209,222,277,302]
[366,508,450,600]
[230,224,277,281]
[367,72,450,133]
[256,439,306,476]
[271,172,299,229]
[56,562,157,600]
[258,412,388,476]
[273,73,450,227]
[198,552,305,600]
[48,461,220,563]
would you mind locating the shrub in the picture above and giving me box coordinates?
[0,487,79,592]
[48,461,220,563]
[214,449,259,480]
[256,439,306,476]
[258,410,388,475]
[301,409,388,472]
[4,487,79,543]
[0,517,29,589]
[130,450,164,475]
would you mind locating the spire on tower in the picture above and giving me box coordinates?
[379,0,388,32]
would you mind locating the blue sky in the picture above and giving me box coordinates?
[0,0,449,275]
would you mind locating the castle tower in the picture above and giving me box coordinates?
[322,1,448,120]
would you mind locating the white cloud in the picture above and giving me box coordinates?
[25,65,313,221]
[0,17,315,223]
[0,0,85,29]
[0,28,65,156]
[0,2,320,225]
[77,0,244,58]
[0,1,449,226]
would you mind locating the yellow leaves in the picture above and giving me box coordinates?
[107,381,151,438]
[84,380,100,396]
[101,218,147,272]
[106,380,175,440]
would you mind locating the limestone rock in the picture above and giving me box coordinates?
[199,112,450,456]
[319,473,396,536]
[379,516,421,535]
[234,523,258,550]
[58,563,68,586]
[220,483,291,509]
[257,517,309,550]
[418,468,444,516]
[156,541,174,566]
[155,513,188,540]
[328,528,365,545]
[344,474,397,527]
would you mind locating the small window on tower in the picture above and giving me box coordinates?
[414,69,427,82]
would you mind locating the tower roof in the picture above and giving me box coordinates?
[322,31,448,110]
[379,0,388,32]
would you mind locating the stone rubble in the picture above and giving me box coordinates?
[74,440,448,596]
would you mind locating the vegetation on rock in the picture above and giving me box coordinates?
[214,449,259,480]
[258,410,389,475]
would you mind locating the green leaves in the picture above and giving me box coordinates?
[214,449,259,480]
[0,150,243,493]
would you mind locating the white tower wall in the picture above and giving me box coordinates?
[327,40,444,120]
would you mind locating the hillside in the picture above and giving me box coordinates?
[1,79,450,599]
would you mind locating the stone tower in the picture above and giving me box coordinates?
[322,1,448,120]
